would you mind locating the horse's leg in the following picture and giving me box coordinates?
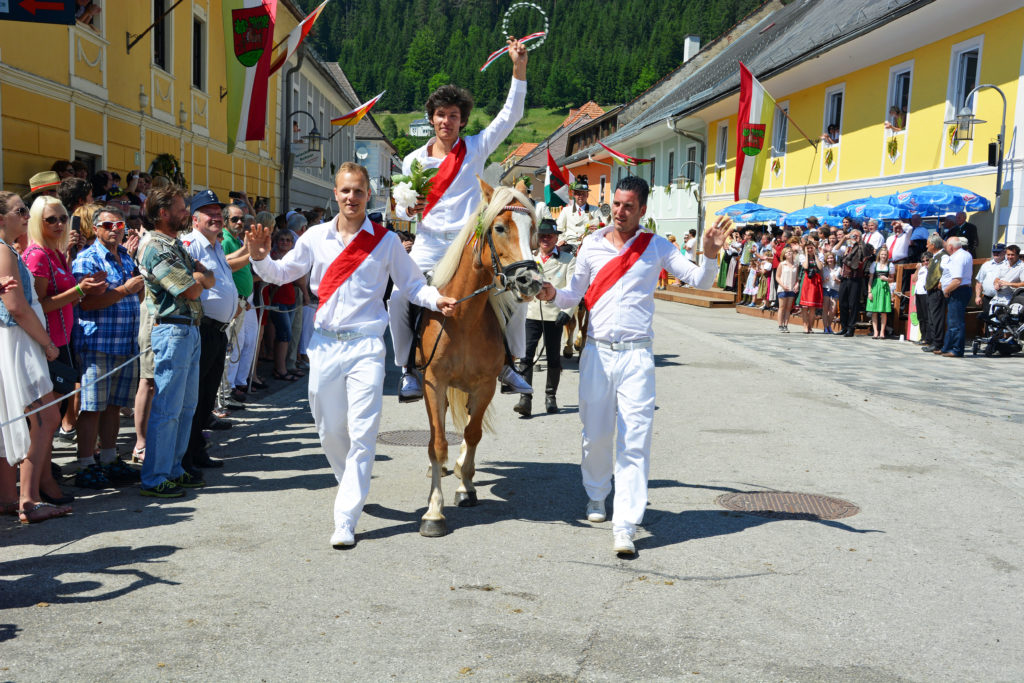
[564,317,576,357]
[421,379,448,537]
[453,386,492,508]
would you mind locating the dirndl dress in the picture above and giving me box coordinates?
[0,301,54,466]
[866,264,894,313]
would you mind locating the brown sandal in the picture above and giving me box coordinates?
[18,502,71,524]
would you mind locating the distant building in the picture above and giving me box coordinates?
[502,143,538,172]
[409,118,433,137]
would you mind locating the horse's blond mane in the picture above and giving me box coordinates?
[431,185,535,289]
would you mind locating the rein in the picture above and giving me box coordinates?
[416,203,539,372]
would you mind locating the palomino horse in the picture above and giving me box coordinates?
[415,180,542,537]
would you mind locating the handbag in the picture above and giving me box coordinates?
[34,246,82,395]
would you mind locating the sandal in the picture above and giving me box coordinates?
[273,371,299,381]
[251,380,268,390]
[74,463,112,490]
[18,502,71,524]
[131,446,145,464]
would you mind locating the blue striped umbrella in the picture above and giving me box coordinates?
[781,205,835,226]
[715,201,773,217]
[891,184,991,215]
[737,208,786,223]
[844,202,911,220]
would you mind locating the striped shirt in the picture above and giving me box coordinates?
[72,242,141,356]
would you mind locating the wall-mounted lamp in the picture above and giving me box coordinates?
[139,85,149,113]
[178,102,188,127]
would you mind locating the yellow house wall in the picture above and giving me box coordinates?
[703,8,1023,236]
[0,1,303,208]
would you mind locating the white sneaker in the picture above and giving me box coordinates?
[586,499,606,523]
[613,530,635,555]
[499,364,533,395]
[330,523,355,548]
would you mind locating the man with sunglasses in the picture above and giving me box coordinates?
[218,202,257,406]
[71,206,147,479]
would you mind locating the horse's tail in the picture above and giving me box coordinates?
[446,388,495,434]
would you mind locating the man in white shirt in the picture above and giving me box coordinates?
[938,236,974,357]
[885,219,912,291]
[390,38,530,402]
[863,219,885,252]
[975,243,1006,330]
[993,244,1024,299]
[181,190,239,481]
[536,176,731,555]
[248,163,456,548]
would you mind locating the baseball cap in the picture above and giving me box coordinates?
[190,189,224,214]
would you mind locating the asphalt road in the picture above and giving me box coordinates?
[2,302,1021,682]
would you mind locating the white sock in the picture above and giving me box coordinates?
[71,455,96,471]
[97,448,117,465]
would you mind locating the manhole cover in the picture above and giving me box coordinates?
[377,430,462,447]
[716,491,859,520]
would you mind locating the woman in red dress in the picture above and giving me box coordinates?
[798,242,823,333]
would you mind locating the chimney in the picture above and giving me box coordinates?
[683,35,700,63]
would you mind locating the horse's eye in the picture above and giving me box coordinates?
[494,223,506,234]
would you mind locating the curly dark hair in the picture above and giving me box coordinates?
[58,177,92,210]
[425,85,473,131]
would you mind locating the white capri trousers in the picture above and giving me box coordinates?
[307,332,386,531]
[578,342,656,535]
[227,298,258,388]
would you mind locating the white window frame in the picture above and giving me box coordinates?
[685,144,698,183]
[191,11,207,93]
[945,36,983,119]
[771,100,789,157]
[822,84,845,145]
[885,61,913,132]
[715,121,728,168]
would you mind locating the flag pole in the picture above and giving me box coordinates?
[776,102,818,149]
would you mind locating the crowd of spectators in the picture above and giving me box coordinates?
[0,159,341,522]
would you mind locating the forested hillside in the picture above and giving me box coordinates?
[295,0,763,113]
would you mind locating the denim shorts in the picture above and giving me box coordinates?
[778,291,797,299]
[824,288,839,298]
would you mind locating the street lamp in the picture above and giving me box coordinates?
[944,83,1006,236]
[290,110,322,153]
[677,159,706,265]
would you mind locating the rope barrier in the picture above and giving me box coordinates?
[0,345,150,430]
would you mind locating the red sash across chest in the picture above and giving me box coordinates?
[422,138,467,218]
[316,222,388,312]
[583,232,654,310]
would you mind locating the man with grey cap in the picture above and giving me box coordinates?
[180,189,238,479]
[975,243,1007,332]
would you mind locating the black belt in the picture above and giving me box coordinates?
[155,316,199,326]
[201,316,230,332]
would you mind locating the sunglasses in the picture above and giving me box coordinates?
[9,206,30,217]
[229,216,244,223]
[94,220,126,230]
[43,215,69,225]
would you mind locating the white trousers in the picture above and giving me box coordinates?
[578,343,655,534]
[227,300,258,388]
[388,285,526,367]
[307,332,385,531]
[298,303,315,355]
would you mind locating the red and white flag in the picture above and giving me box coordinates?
[268,0,330,75]
[598,141,651,167]
[330,91,385,127]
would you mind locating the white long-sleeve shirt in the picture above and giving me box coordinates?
[397,78,527,270]
[552,227,717,342]
[885,231,911,261]
[251,216,441,337]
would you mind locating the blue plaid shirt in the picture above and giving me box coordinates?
[72,242,141,356]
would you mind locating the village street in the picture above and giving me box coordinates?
[1,302,1021,682]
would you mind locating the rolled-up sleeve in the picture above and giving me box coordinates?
[387,235,440,312]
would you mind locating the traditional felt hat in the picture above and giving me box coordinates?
[570,175,590,192]
[29,171,61,193]
[538,218,560,235]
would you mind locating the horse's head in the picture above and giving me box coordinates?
[475,178,542,300]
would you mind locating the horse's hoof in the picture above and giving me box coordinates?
[455,491,478,507]
[420,519,447,537]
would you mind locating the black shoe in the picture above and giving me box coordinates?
[545,396,558,414]
[194,454,224,469]
[207,417,232,431]
[175,470,206,489]
[513,397,531,417]
[921,345,936,352]
[843,330,855,337]
[140,480,185,498]
[103,459,141,484]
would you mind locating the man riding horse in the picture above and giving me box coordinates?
[389,37,532,403]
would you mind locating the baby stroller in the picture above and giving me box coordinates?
[972,287,1024,357]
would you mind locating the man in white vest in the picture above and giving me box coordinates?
[537,175,731,555]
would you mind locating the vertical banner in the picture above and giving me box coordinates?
[223,0,277,153]
[734,62,776,202]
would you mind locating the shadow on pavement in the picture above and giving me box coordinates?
[0,544,180,618]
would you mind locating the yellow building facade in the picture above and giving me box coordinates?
[0,1,305,205]
[700,3,1024,247]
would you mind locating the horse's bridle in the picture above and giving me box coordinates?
[483,204,540,295]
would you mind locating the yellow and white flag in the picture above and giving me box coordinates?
[734,62,776,202]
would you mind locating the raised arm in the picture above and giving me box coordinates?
[245,224,313,285]
[475,38,528,158]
